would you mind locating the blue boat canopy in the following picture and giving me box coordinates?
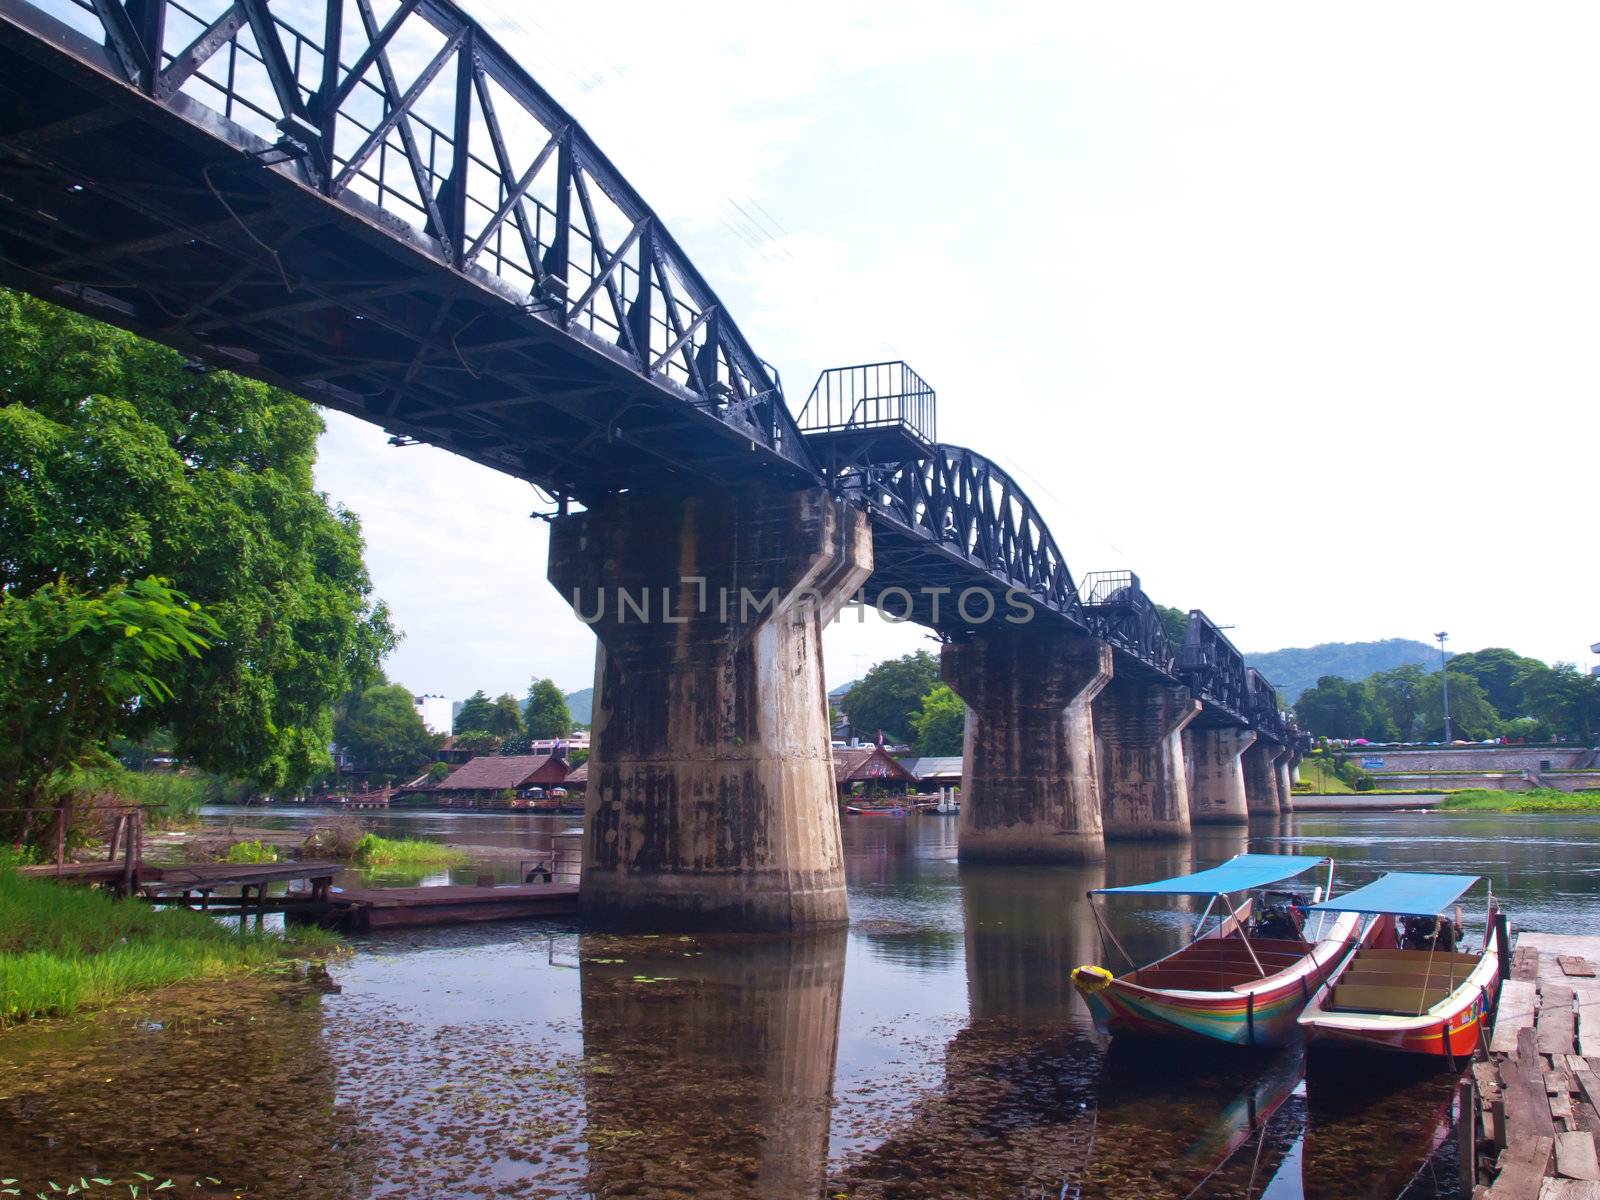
[1307,871,1479,917]
[1091,853,1328,897]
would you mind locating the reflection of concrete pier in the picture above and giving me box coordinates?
[961,863,1106,1024]
[578,929,846,1198]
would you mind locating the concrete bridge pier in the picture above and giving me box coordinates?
[549,486,872,930]
[943,633,1112,864]
[1275,751,1296,814]
[1242,739,1288,817]
[1095,677,1202,840]
[1186,728,1258,825]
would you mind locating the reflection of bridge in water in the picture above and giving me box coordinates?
[3,0,1303,930]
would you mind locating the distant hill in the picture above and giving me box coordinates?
[564,687,593,726]
[1246,639,1437,701]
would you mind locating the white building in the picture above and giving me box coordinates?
[413,694,453,736]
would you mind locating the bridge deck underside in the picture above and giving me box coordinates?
[0,15,812,503]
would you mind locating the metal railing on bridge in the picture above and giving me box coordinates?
[798,361,937,444]
[1076,570,1175,673]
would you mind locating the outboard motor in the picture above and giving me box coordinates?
[1252,891,1305,940]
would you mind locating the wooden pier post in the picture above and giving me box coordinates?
[1457,1077,1475,1194]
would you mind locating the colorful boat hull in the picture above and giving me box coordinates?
[1298,921,1505,1059]
[1076,912,1361,1048]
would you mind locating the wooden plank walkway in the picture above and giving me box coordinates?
[15,861,131,884]
[142,861,340,891]
[1476,933,1600,1199]
[324,882,579,931]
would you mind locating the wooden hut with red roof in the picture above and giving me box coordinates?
[831,745,916,797]
[434,751,570,807]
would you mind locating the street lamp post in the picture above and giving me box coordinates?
[1435,631,1452,744]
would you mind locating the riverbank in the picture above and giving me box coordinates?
[146,821,570,866]
[0,866,341,1026]
[1437,787,1600,813]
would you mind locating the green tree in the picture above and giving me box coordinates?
[0,577,219,844]
[524,678,573,739]
[1418,672,1501,741]
[910,685,966,755]
[452,730,501,753]
[1367,664,1434,742]
[487,693,525,738]
[0,291,393,789]
[453,690,495,734]
[1448,648,1546,719]
[1356,664,1502,742]
[844,650,940,743]
[1154,604,1190,652]
[1516,663,1600,743]
[336,684,436,778]
[1293,675,1392,741]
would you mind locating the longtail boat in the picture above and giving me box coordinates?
[1297,872,1507,1061]
[1070,853,1359,1047]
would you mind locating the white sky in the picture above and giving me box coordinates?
[312,1,1600,702]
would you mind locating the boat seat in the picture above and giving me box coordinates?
[1131,968,1265,989]
[1328,982,1453,1013]
[1354,950,1479,966]
[1339,975,1472,996]
[1343,961,1476,981]
[1173,945,1308,960]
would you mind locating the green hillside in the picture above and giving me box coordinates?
[564,687,593,726]
[1245,639,1438,701]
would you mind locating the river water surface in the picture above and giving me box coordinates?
[1,809,1593,1199]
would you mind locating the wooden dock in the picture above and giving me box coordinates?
[322,882,579,931]
[141,861,340,911]
[1474,932,1600,1199]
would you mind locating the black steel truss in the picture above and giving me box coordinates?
[0,0,814,500]
[1077,570,1175,676]
[846,444,1081,631]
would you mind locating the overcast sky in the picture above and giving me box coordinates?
[312,1,1600,703]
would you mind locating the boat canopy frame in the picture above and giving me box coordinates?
[1310,871,1491,1016]
[1086,853,1337,979]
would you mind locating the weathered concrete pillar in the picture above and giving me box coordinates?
[1185,727,1258,825]
[549,486,872,930]
[1241,739,1283,818]
[943,632,1112,864]
[1275,751,1295,815]
[1095,676,1202,840]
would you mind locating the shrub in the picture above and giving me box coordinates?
[350,833,468,867]
[223,838,278,864]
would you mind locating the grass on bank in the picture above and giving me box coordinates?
[350,833,468,868]
[0,865,341,1027]
[1437,788,1600,813]
[1295,758,1354,794]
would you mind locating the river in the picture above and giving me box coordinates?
[1,808,1592,1198]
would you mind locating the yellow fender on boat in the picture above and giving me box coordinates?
[1071,964,1115,995]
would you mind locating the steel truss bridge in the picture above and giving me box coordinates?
[0,0,1295,744]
